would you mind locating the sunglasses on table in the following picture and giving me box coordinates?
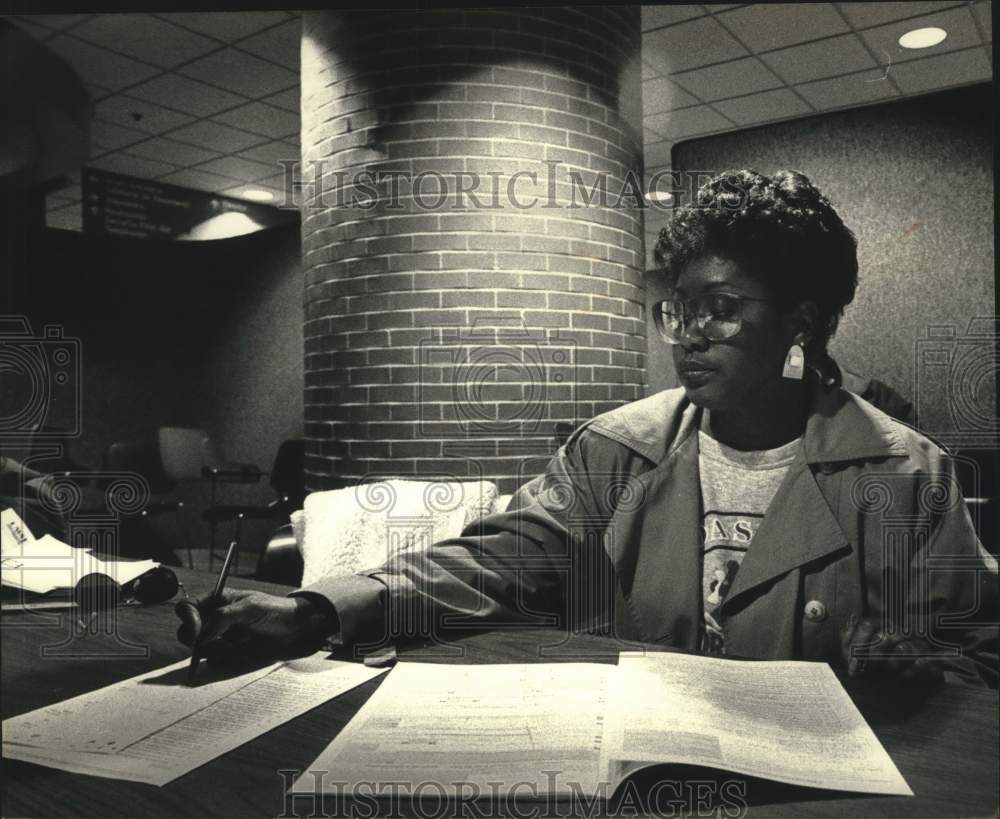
[652,292,774,344]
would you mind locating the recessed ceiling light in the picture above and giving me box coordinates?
[241,189,274,201]
[899,27,947,49]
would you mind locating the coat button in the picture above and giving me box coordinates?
[804,600,827,622]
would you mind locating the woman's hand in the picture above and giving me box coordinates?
[176,590,339,663]
[840,614,944,684]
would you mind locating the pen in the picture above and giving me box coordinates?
[187,541,239,684]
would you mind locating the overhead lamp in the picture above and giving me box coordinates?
[898,27,947,49]
[645,190,673,203]
[241,188,274,201]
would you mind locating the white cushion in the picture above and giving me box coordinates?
[299,479,499,587]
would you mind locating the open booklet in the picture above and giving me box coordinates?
[290,651,912,799]
[1,507,157,601]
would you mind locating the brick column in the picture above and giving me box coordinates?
[301,7,644,492]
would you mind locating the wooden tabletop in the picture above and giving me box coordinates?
[2,568,997,818]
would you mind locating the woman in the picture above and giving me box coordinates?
[183,170,998,685]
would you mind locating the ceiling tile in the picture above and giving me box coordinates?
[262,87,300,113]
[46,35,160,90]
[973,2,991,42]
[643,140,673,167]
[14,14,91,31]
[255,171,298,189]
[641,5,706,31]
[157,168,244,193]
[179,47,298,97]
[124,136,223,166]
[643,77,701,114]
[642,16,748,74]
[234,17,300,69]
[69,14,218,69]
[211,101,299,138]
[713,87,812,125]
[155,11,291,43]
[838,2,965,30]
[194,155,277,183]
[761,33,877,84]
[94,94,194,135]
[860,6,983,65]
[238,139,299,164]
[888,47,992,93]
[10,17,56,40]
[644,105,733,140]
[86,153,179,179]
[717,4,848,52]
[795,67,900,110]
[672,57,783,101]
[127,74,248,118]
[86,83,111,101]
[90,119,149,150]
[167,120,269,153]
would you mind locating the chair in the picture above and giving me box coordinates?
[256,478,511,586]
[198,438,305,574]
[101,437,191,566]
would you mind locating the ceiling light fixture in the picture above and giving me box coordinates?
[241,189,274,201]
[898,27,947,49]
[645,190,673,203]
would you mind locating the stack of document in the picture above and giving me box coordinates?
[2,653,386,785]
[1,508,157,597]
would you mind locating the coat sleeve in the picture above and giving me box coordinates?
[920,467,999,687]
[292,431,614,648]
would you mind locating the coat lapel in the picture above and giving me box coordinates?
[609,406,704,649]
[720,452,849,612]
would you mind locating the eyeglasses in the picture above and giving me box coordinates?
[652,292,773,344]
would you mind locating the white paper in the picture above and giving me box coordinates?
[612,652,912,796]
[2,652,386,786]
[1,508,157,594]
[290,662,615,797]
[294,655,911,800]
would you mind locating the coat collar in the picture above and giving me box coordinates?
[585,381,910,467]
[594,381,910,648]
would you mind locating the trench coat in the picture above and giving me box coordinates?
[304,384,998,685]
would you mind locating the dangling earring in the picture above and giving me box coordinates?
[782,343,805,380]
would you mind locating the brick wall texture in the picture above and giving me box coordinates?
[301,7,645,492]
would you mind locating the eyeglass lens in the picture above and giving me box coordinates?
[657,294,742,343]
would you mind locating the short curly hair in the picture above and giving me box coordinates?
[652,169,858,352]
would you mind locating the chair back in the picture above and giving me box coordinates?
[269,439,305,505]
[157,428,223,481]
[105,438,172,494]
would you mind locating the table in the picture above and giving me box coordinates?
[2,568,997,818]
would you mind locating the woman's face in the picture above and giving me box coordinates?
[670,255,794,412]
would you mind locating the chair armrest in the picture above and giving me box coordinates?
[255,523,304,586]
